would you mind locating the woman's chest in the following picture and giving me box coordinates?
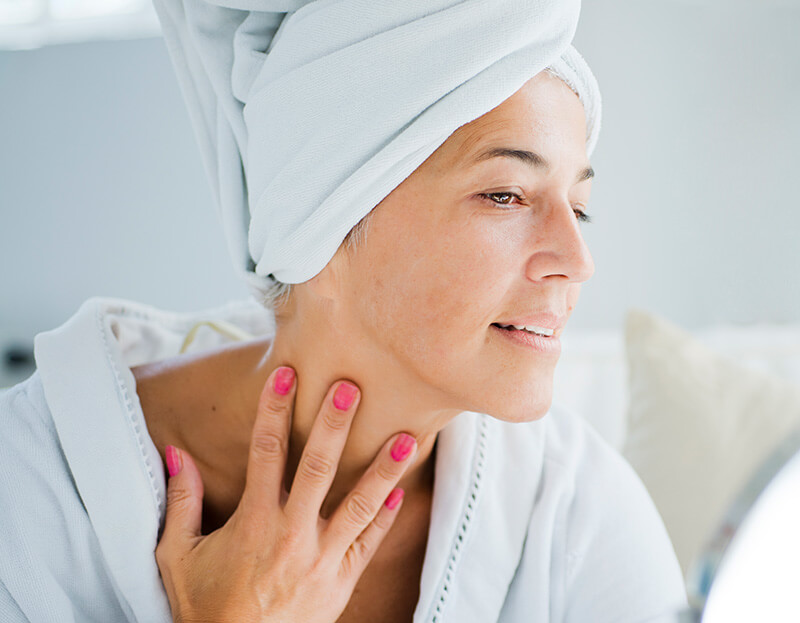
[346,484,433,622]
[336,529,428,623]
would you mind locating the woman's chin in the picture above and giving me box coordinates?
[493,400,553,423]
[474,378,555,423]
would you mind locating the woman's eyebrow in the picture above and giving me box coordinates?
[577,166,595,183]
[473,147,594,183]
[475,147,547,168]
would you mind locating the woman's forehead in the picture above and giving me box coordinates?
[436,87,589,176]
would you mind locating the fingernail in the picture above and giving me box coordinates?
[385,488,404,510]
[333,382,358,410]
[273,367,295,395]
[165,445,182,477]
[390,433,416,462]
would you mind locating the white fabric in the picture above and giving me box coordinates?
[621,309,800,579]
[553,319,800,453]
[151,0,601,287]
[554,329,628,450]
[0,298,684,622]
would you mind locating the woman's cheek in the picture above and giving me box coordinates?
[566,283,582,312]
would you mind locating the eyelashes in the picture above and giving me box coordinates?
[479,191,593,224]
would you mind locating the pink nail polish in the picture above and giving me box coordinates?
[390,434,416,462]
[165,445,182,477]
[385,488,404,510]
[273,367,295,395]
[333,382,358,410]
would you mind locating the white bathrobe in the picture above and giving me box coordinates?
[0,298,687,622]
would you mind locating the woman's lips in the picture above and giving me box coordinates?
[490,323,561,354]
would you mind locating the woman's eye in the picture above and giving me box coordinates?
[573,206,592,224]
[481,192,523,207]
[480,192,592,224]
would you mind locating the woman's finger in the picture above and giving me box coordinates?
[283,381,360,523]
[325,432,416,555]
[239,366,296,516]
[340,488,405,580]
[156,446,205,566]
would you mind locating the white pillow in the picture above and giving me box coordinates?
[621,309,800,579]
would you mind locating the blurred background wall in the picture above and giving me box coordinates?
[1,0,799,385]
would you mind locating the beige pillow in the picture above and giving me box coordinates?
[622,309,800,578]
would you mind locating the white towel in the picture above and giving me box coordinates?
[152,0,601,289]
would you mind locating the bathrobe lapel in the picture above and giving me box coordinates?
[36,299,173,623]
[414,411,546,622]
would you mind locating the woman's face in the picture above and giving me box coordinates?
[320,71,594,422]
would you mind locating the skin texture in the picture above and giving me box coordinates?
[140,70,595,623]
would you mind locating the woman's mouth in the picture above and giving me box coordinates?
[492,323,554,337]
[490,323,561,354]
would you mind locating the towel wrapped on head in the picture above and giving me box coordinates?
[153,0,601,294]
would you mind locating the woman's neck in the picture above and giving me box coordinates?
[254,316,460,514]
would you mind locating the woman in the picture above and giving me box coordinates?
[0,1,687,621]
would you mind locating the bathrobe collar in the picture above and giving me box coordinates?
[34,298,546,622]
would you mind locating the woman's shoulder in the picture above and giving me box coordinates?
[490,404,688,621]
[1,374,58,480]
[0,295,275,623]
[0,373,64,494]
[1,369,50,432]
[0,373,136,621]
[493,402,674,550]
[427,406,684,622]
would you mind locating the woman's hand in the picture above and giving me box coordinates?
[155,366,417,623]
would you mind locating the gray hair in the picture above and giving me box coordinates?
[253,210,373,312]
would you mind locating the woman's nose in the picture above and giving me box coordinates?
[524,199,595,283]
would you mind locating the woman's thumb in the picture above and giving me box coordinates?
[162,445,205,546]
